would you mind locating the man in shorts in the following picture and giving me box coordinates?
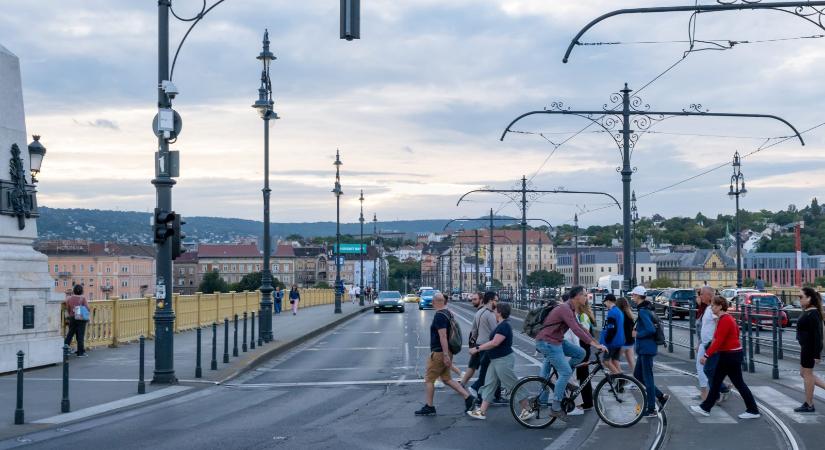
[415,293,476,416]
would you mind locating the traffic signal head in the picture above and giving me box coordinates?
[154,208,175,243]
[172,215,187,260]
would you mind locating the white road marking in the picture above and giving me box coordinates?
[750,386,820,424]
[667,385,736,423]
[231,379,428,388]
[306,347,398,351]
[777,379,825,401]
[33,386,191,424]
[543,427,579,450]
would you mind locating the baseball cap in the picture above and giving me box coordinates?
[630,286,647,296]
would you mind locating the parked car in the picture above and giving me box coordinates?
[652,288,697,319]
[419,289,436,310]
[374,291,405,313]
[783,298,804,326]
[720,288,760,303]
[729,293,789,328]
[403,293,420,303]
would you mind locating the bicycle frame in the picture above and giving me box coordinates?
[544,355,614,405]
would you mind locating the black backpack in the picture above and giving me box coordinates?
[437,310,463,355]
[523,301,559,338]
[649,311,666,346]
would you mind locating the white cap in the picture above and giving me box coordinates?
[630,286,647,297]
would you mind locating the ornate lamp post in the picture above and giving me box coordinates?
[631,190,639,287]
[252,29,278,342]
[372,213,378,293]
[729,151,747,288]
[359,189,365,306]
[333,150,343,314]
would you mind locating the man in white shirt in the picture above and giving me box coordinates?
[696,286,730,401]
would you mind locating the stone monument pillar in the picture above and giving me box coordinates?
[0,43,62,372]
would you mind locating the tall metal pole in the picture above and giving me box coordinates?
[730,151,746,289]
[372,213,377,291]
[520,175,528,305]
[736,194,742,288]
[489,208,495,287]
[631,190,638,288]
[448,250,453,295]
[474,229,480,290]
[152,0,176,384]
[359,190,365,306]
[538,237,543,272]
[333,150,343,314]
[459,240,464,295]
[574,213,580,286]
[620,85,633,292]
[254,30,276,343]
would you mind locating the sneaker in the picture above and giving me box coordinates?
[657,394,670,411]
[466,409,486,420]
[690,405,710,417]
[738,412,761,420]
[76,353,88,358]
[793,403,816,413]
[644,410,659,418]
[434,379,445,388]
[464,395,477,412]
[414,404,436,416]
[518,409,537,421]
[568,407,584,416]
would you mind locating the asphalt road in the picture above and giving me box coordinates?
[5,302,823,450]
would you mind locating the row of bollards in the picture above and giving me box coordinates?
[200,311,261,378]
[13,345,74,424]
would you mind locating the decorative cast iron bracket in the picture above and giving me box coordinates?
[1,143,38,229]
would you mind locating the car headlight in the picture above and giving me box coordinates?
[373,299,379,305]
[397,299,404,305]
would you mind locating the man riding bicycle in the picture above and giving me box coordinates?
[536,286,607,417]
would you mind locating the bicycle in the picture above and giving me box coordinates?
[509,350,647,428]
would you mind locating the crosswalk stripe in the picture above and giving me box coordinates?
[750,386,820,424]
[667,385,737,423]
[780,380,825,402]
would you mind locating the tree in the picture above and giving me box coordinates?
[649,277,673,289]
[742,277,755,287]
[527,270,565,288]
[814,276,825,288]
[228,272,285,292]
[199,270,229,294]
[314,281,331,289]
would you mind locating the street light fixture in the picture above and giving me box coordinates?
[28,135,46,184]
[729,151,747,288]
[252,29,278,343]
[359,189,365,307]
[333,150,343,314]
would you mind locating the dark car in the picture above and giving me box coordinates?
[374,290,405,314]
[419,289,436,310]
[653,288,696,319]
[729,293,789,328]
[783,299,804,326]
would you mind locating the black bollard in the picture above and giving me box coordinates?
[233,314,239,357]
[223,318,230,364]
[195,328,203,378]
[138,336,146,394]
[250,312,256,350]
[211,322,218,370]
[242,312,248,353]
[15,351,24,425]
[772,306,779,380]
[755,299,761,355]
[257,310,263,347]
[61,345,71,413]
[667,305,674,353]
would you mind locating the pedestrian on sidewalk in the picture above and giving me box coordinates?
[289,285,300,315]
[616,297,636,373]
[794,287,825,413]
[467,291,500,402]
[274,286,283,314]
[467,303,532,420]
[631,286,669,417]
[600,294,625,376]
[415,293,476,416]
[692,295,761,420]
[460,292,484,388]
[696,286,730,401]
[64,284,90,357]
[349,285,356,304]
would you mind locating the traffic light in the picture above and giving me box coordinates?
[154,208,175,244]
[340,0,360,40]
[172,214,186,260]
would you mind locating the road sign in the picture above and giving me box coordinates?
[334,244,366,254]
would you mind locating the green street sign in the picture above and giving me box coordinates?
[334,243,366,254]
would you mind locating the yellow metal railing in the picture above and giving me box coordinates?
[61,289,335,349]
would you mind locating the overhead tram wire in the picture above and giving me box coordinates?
[578,34,825,48]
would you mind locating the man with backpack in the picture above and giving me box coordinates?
[415,292,476,416]
[631,286,670,417]
[534,286,607,417]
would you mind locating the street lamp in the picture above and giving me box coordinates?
[333,150,343,314]
[252,29,278,343]
[631,190,639,287]
[28,135,46,184]
[728,151,747,288]
[372,213,378,293]
[359,189,365,306]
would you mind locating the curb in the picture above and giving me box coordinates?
[217,306,370,384]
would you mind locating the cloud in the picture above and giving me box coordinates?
[72,118,120,131]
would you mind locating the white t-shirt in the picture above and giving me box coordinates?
[700,307,717,346]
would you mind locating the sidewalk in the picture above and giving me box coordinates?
[0,302,367,439]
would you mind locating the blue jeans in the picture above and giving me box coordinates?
[536,340,585,404]
[274,299,282,314]
[634,354,663,413]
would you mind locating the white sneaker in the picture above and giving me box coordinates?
[690,405,710,417]
[738,412,761,420]
[518,409,536,421]
[434,379,445,388]
[467,409,486,420]
[567,407,584,416]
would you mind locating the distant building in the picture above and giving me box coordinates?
[743,253,825,287]
[173,251,199,295]
[391,246,422,261]
[293,247,328,287]
[327,246,386,290]
[652,249,735,289]
[39,240,155,300]
[197,244,261,286]
[272,244,296,287]
[556,247,656,287]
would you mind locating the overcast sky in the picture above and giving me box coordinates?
[2,0,823,227]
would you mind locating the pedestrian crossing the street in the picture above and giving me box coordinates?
[667,385,737,423]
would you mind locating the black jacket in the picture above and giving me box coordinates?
[796,309,824,355]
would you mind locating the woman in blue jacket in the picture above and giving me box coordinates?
[600,294,625,375]
[631,286,669,417]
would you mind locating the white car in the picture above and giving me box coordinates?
[720,288,760,303]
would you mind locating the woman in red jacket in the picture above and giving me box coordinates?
[691,296,761,419]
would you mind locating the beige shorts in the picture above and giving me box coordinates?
[425,352,451,383]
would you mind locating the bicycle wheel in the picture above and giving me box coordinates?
[594,374,646,428]
[509,376,561,429]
